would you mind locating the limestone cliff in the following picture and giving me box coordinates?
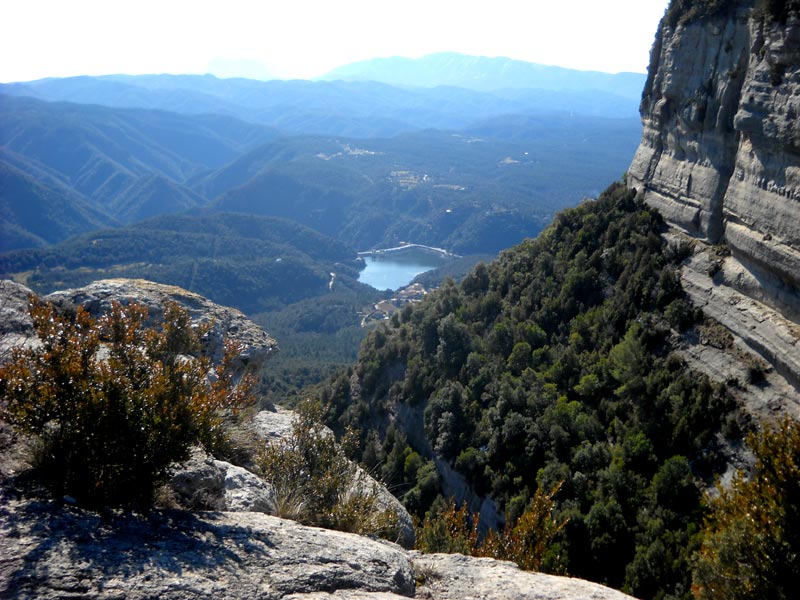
[628,1,800,407]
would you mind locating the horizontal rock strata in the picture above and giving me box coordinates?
[629,6,800,314]
[628,5,800,403]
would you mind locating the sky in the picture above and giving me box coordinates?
[1,0,671,83]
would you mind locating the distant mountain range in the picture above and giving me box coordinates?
[0,51,649,407]
[0,93,279,250]
[0,90,641,254]
[318,53,646,100]
[0,55,643,141]
[1,52,645,313]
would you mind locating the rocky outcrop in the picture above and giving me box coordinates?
[44,278,278,374]
[0,490,636,600]
[253,406,416,550]
[410,553,636,600]
[666,232,800,420]
[168,448,277,513]
[0,279,413,546]
[0,277,277,387]
[628,3,800,404]
[0,280,38,360]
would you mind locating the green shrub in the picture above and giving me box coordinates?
[665,0,738,28]
[692,418,800,600]
[416,498,481,556]
[257,400,401,541]
[416,484,566,571]
[0,298,252,506]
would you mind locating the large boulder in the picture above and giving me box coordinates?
[44,278,278,375]
[168,448,276,514]
[0,280,38,361]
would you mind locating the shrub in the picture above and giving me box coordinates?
[416,484,566,571]
[257,400,401,541]
[692,418,800,600]
[665,0,737,28]
[484,484,568,571]
[416,497,480,556]
[0,298,252,506]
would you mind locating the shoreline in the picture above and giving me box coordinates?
[357,243,460,259]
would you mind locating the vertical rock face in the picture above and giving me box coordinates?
[629,3,800,320]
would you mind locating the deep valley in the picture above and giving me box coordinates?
[2,4,800,598]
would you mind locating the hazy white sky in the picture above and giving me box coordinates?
[1,0,670,82]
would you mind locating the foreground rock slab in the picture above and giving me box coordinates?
[0,491,638,600]
[412,553,636,600]
[0,493,415,600]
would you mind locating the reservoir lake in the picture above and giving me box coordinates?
[358,251,448,290]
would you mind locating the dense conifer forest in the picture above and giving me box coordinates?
[316,182,749,598]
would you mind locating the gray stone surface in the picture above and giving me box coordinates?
[0,491,415,600]
[0,280,38,361]
[253,405,306,442]
[627,7,800,411]
[0,489,638,600]
[411,553,636,600]
[169,448,276,513]
[628,9,800,319]
[44,278,278,376]
[675,239,800,418]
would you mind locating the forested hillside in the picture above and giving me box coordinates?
[202,123,640,253]
[0,212,376,314]
[0,154,116,251]
[1,92,639,255]
[0,94,278,245]
[0,94,279,199]
[316,182,747,599]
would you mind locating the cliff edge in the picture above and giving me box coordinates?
[628,1,800,411]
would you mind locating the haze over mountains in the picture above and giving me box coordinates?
[0,51,644,338]
[318,52,646,98]
[0,53,643,255]
[0,52,645,390]
[3,4,800,599]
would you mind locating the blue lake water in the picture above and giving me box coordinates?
[358,255,443,290]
